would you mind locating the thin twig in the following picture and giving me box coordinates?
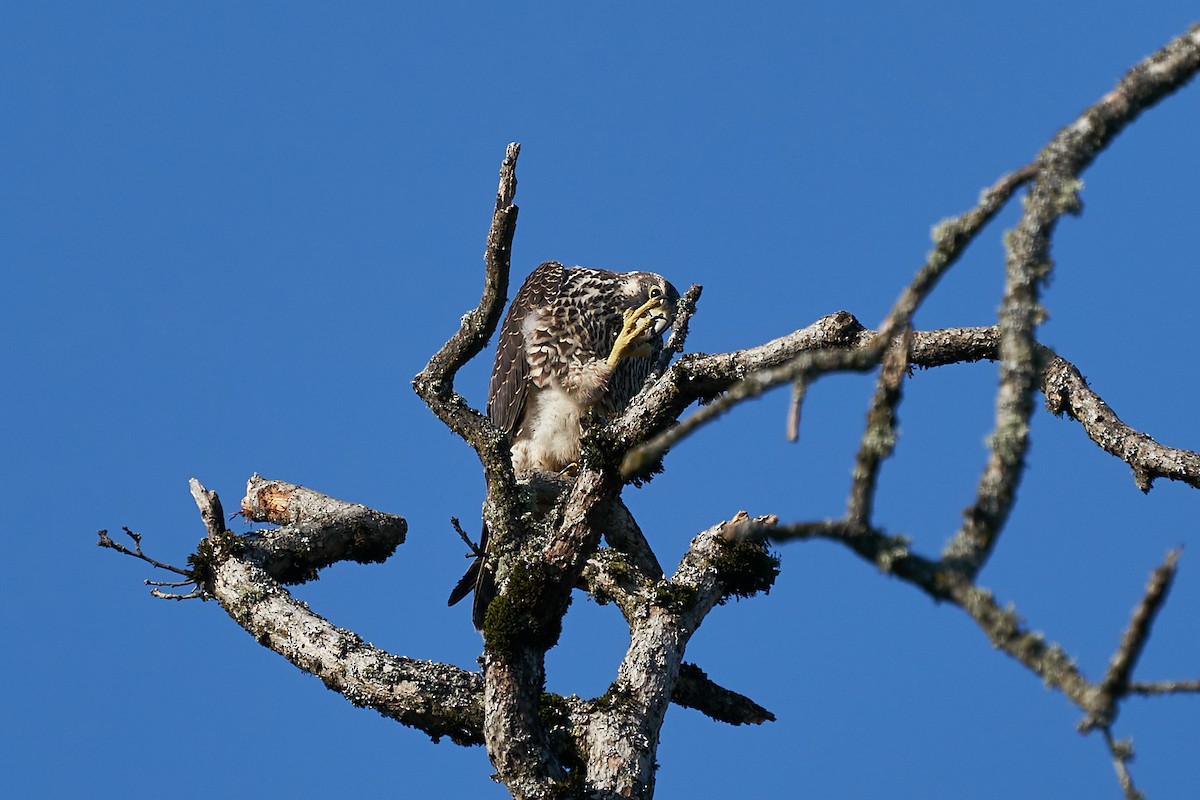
[1082,549,1182,731]
[880,163,1038,339]
[97,527,203,600]
[450,516,481,555]
[150,588,206,600]
[96,528,191,577]
[1128,679,1200,696]
[410,145,527,602]
[1102,727,1144,800]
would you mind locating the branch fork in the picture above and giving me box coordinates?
[99,27,1200,798]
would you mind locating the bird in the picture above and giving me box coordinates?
[448,261,680,628]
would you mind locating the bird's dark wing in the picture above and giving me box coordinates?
[487,261,565,435]
[449,262,566,624]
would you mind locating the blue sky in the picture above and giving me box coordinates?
[3,3,1198,798]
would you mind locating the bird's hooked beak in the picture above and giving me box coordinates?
[647,291,678,335]
[650,307,672,335]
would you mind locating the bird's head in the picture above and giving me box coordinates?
[623,272,681,336]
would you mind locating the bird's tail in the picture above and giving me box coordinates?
[447,525,494,631]
[446,557,480,608]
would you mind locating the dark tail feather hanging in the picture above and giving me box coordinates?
[447,557,480,607]
[471,561,496,631]
[448,524,495,631]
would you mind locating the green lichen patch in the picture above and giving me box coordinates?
[483,561,568,660]
[652,580,697,612]
[185,529,248,589]
[712,538,780,602]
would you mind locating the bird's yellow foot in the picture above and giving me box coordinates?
[607,297,663,369]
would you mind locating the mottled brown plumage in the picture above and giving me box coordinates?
[449,261,679,627]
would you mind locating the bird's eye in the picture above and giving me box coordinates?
[648,286,662,299]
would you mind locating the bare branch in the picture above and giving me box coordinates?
[623,158,1037,471]
[1128,679,1200,696]
[98,526,206,600]
[672,663,776,726]
[1103,728,1145,800]
[732,521,1191,746]
[880,162,1038,338]
[785,377,807,442]
[730,519,1098,710]
[909,327,1200,492]
[1043,356,1200,491]
[237,474,407,584]
[625,341,880,477]
[846,329,912,526]
[654,283,702,375]
[210,554,485,745]
[582,514,778,796]
[149,588,206,601]
[944,24,1200,577]
[179,478,488,745]
[145,577,196,588]
[581,541,773,728]
[412,142,520,451]
[478,467,625,798]
[1082,549,1182,731]
[450,516,481,555]
[619,312,868,476]
[190,478,226,539]
[624,313,1200,494]
[97,527,192,578]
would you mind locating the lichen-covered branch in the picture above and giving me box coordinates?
[238,474,406,584]
[653,283,702,376]
[671,663,776,726]
[413,142,520,434]
[1104,728,1145,800]
[944,23,1200,577]
[618,311,868,476]
[186,479,483,745]
[478,467,625,799]
[624,319,1200,494]
[622,158,1037,477]
[728,519,1092,723]
[412,141,520,470]
[99,25,1200,800]
[211,555,485,744]
[581,540,775,728]
[846,329,911,526]
[729,511,1193,800]
[1043,356,1200,491]
[1128,679,1200,696]
[581,514,778,797]
[1082,550,1182,732]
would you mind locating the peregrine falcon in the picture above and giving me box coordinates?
[448,260,680,626]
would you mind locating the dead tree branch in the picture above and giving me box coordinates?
[99,25,1200,800]
[943,23,1200,577]
[1083,550,1182,732]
